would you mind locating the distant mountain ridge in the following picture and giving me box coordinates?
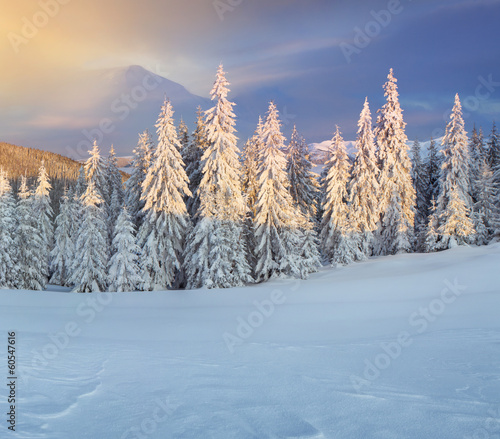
[309,138,442,164]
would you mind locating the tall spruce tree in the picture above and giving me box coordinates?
[241,119,263,275]
[15,176,47,290]
[124,130,154,228]
[438,187,475,247]
[434,94,474,248]
[424,198,439,253]
[320,126,358,265]
[488,123,500,212]
[425,136,442,213]
[0,170,17,288]
[286,125,318,221]
[469,126,486,169]
[108,208,143,292]
[70,168,87,258]
[70,181,109,292]
[138,98,192,290]
[74,166,87,198]
[411,138,428,249]
[85,140,109,203]
[286,125,321,274]
[473,158,499,244]
[469,125,486,207]
[349,98,380,257]
[33,161,53,280]
[375,69,416,255]
[107,145,124,237]
[182,107,208,219]
[253,102,303,281]
[178,120,190,153]
[488,122,500,170]
[185,65,251,289]
[298,220,321,277]
[50,190,76,287]
[242,118,262,219]
[85,141,109,250]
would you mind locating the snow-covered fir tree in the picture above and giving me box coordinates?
[424,198,439,252]
[108,208,142,292]
[286,125,321,275]
[438,186,475,247]
[349,98,380,257]
[488,122,500,169]
[70,170,86,262]
[124,130,154,228]
[182,107,208,219]
[50,190,76,287]
[185,65,251,289]
[107,145,124,237]
[70,181,109,293]
[298,220,321,277]
[33,161,54,278]
[0,170,17,288]
[375,69,416,255]
[425,136,441,213]
[74,166,87,198]
[411,138,428,248]
[286,125,318,222]
[15,176,47,290]
[473,157,499,243]
[178,119,190,153]
[84,141,109,251]
[469,126,486,170]
[241,119,264,275]
[320,126,358,265]
[253,102,305,281]
[138,98,191,290]
[62,186,81,281]
[488,122,500,205]
[85,140,109,204]
[242,118,262,219]
[469,125,486,206]
[434,94,474,248]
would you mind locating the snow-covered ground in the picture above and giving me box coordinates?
[1,244,499,438]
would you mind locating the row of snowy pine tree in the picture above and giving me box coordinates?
[1,66,498,291]
[320,72,500,267]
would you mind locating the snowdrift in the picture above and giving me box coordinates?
[0,243,499,438]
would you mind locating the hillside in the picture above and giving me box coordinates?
[0,142,83,181]
[0,142,130,216]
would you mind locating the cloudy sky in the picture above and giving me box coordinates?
[2,0,500,157]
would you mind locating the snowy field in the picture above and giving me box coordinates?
[0,244,499,439]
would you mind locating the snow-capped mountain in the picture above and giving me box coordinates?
[15,65,213,160]
[308,139,357,164]
[309,137,444,164]
[69,65,211,158]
